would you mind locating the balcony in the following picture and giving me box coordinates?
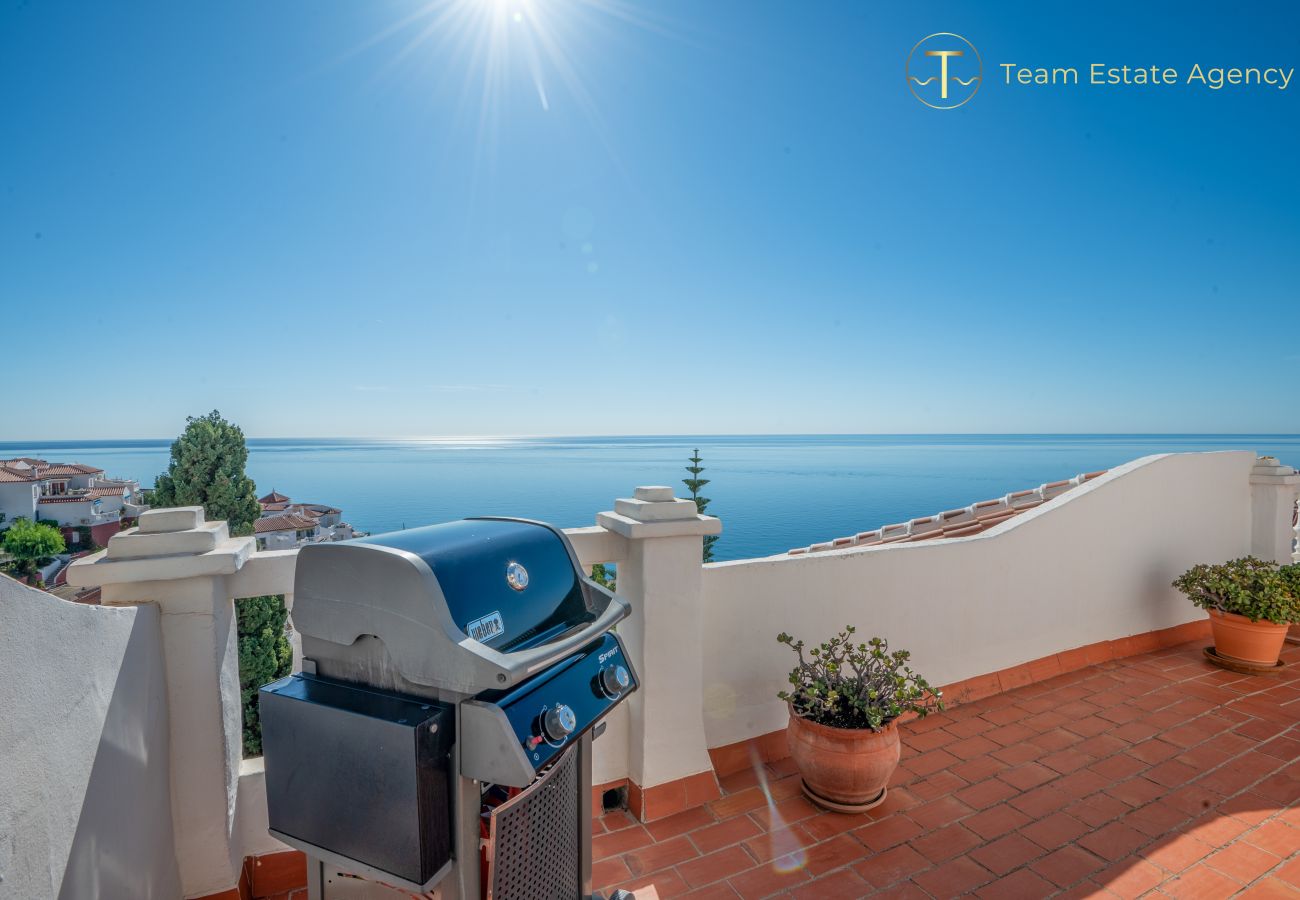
[2,451,1297,899]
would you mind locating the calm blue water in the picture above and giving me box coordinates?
[2,436,1296,561]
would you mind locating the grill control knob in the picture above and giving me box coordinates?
[600,665,631,697]
[542,705,577,742]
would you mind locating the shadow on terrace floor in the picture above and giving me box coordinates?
[596,640,1300,899]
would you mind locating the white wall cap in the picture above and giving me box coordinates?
[106,521,230,560]
[596,511,721,540]
[633,486,675,502]
[614,497,700,522]
[138,507,206,534]
[67,536,254,587]
[1250,457,1300,482]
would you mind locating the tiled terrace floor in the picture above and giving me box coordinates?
[595,640,1300,899]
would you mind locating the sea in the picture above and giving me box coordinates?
[2,435,1297,562]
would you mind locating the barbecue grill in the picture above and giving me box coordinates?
[260,517,638,899]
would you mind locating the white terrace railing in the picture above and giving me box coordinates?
[5,451,1292,899]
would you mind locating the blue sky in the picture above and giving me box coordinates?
[2,1,1296,439]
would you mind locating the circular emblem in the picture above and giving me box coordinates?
[906,33,982,110]
[506,561,529,591]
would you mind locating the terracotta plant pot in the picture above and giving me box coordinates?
[1208,609,1289,666]
[1287,623,1300,646]
[786,705,900,813]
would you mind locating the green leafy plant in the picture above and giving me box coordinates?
[777,626,942,730]
[1172,557,1300,625]
[2,518,66,577]
[237,594,293,757]
[590,563,616,591]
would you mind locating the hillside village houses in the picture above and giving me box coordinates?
[254,489,355,550]
[0,458,146,547]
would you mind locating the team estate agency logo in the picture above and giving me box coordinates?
[906,33,982,109]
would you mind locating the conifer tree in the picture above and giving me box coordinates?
[151,410,289,756]
[683,448,719,562]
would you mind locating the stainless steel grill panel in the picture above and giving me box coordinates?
[487,745,580,900]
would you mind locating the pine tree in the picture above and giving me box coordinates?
[683,448,719,562]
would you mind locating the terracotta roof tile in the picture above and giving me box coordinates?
[254,514,318,534]
[259,490,291,504]
[788,468,1109,555]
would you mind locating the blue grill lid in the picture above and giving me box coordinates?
[360,519,593,651]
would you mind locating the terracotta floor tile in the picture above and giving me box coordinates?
[623,836,701,877]
[1203,841,1282,884]
[1030,845,1108,888]
[594,825,655,859]
[1244,818,1300,857]
[908,795,974,830]
[951,755,1007,785]
[1068,792,1132,828]
[1236,877,1300,899]
[964,803,1032,840]
[801,833,870,878]
[1022,811,1092,850]
[855,842,931,889]
[1160,863,1242,900]
[973,867,1057,898]
[675,881,739,900]
[1139,833,1215,874]
[999,762,1058,791]
[689,815,764,855]
[968,832,1045,876]
[909,822,983,864]
[911,856,995,896]
[1125,799,1191,838]
[787,867,868,900]
[1096,857,1166,899]
[1077,821,1149,863]
[594,856,632,889]
[1105,776,1168,809]
[647,806,717,843]
[955,776,1019,811]
[742,824,812,866]
[1009,784,1073,819]
[723,858,809,899]
[1128,738,1190,764]
[619,867,691,899]
[681,847,754,889]
[855,814,923,853]
[906,770,967,802]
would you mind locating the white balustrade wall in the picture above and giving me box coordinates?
[2,450,1296,899]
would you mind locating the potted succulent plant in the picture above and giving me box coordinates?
[777,626,941,813]
[1172,557,1300,667]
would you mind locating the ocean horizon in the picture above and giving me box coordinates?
[3,434,1297,561]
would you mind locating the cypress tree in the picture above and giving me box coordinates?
[683,448,719,562]
[150,410,289,756]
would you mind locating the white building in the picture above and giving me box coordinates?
[0,459,147,540]
[253,490,353,550]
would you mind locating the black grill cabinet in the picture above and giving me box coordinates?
[260,518,637,900]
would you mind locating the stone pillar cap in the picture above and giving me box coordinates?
[138,506,207,533]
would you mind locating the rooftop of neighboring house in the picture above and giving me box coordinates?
[253,514,319,535]
[0,459,104,483]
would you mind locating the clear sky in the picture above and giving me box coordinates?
[2,1,1296,439]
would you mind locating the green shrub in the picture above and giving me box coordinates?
[777,626,942,730]
[3,518,66,577]
[237,595,293,757]
[1172,557,1300,624]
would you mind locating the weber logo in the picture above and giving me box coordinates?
[466,611,504,643]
